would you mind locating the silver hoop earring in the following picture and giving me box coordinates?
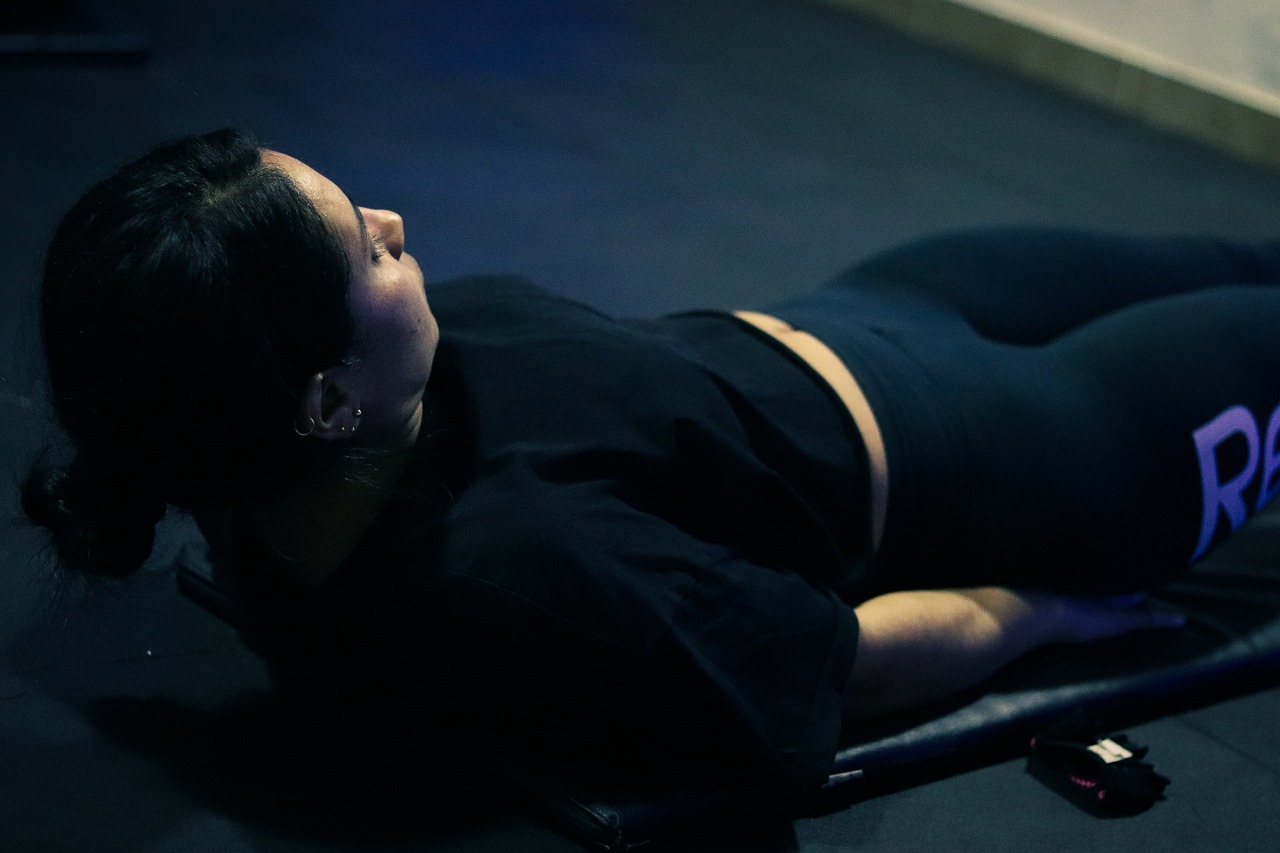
[294,417,315,437]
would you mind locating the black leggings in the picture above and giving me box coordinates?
[771,228,1280,594]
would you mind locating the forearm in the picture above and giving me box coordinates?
[843,587,1053,717]
[842,586,1183,717]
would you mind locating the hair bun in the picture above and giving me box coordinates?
[21,450,165,578]
[20,459,74,530]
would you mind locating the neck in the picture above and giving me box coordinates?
[251,443,416,588]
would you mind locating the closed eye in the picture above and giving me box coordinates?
[351,200,386,263]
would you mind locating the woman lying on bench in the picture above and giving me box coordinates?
[24,129,1278,787]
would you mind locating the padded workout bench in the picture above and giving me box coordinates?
[175,509,1280,851]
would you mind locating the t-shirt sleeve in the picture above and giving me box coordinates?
[435,475,860,787]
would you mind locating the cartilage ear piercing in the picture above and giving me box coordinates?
[353,408,363,418]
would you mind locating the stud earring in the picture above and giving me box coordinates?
[353,408,363,418]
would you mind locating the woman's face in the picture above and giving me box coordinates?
[264,151,438,447]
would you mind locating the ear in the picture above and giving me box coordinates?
[296,370,364,441]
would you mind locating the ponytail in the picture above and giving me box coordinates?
[22,448,166,578]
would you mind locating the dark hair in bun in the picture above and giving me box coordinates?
[22,449,166,578]
[22,129,355,577]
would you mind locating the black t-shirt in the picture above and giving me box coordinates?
[236,276,871,787]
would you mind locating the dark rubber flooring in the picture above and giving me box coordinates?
[3,1,1280,850]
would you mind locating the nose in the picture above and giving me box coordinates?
[360,207,405,260]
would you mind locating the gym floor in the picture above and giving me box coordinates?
[2,1,1279,850]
